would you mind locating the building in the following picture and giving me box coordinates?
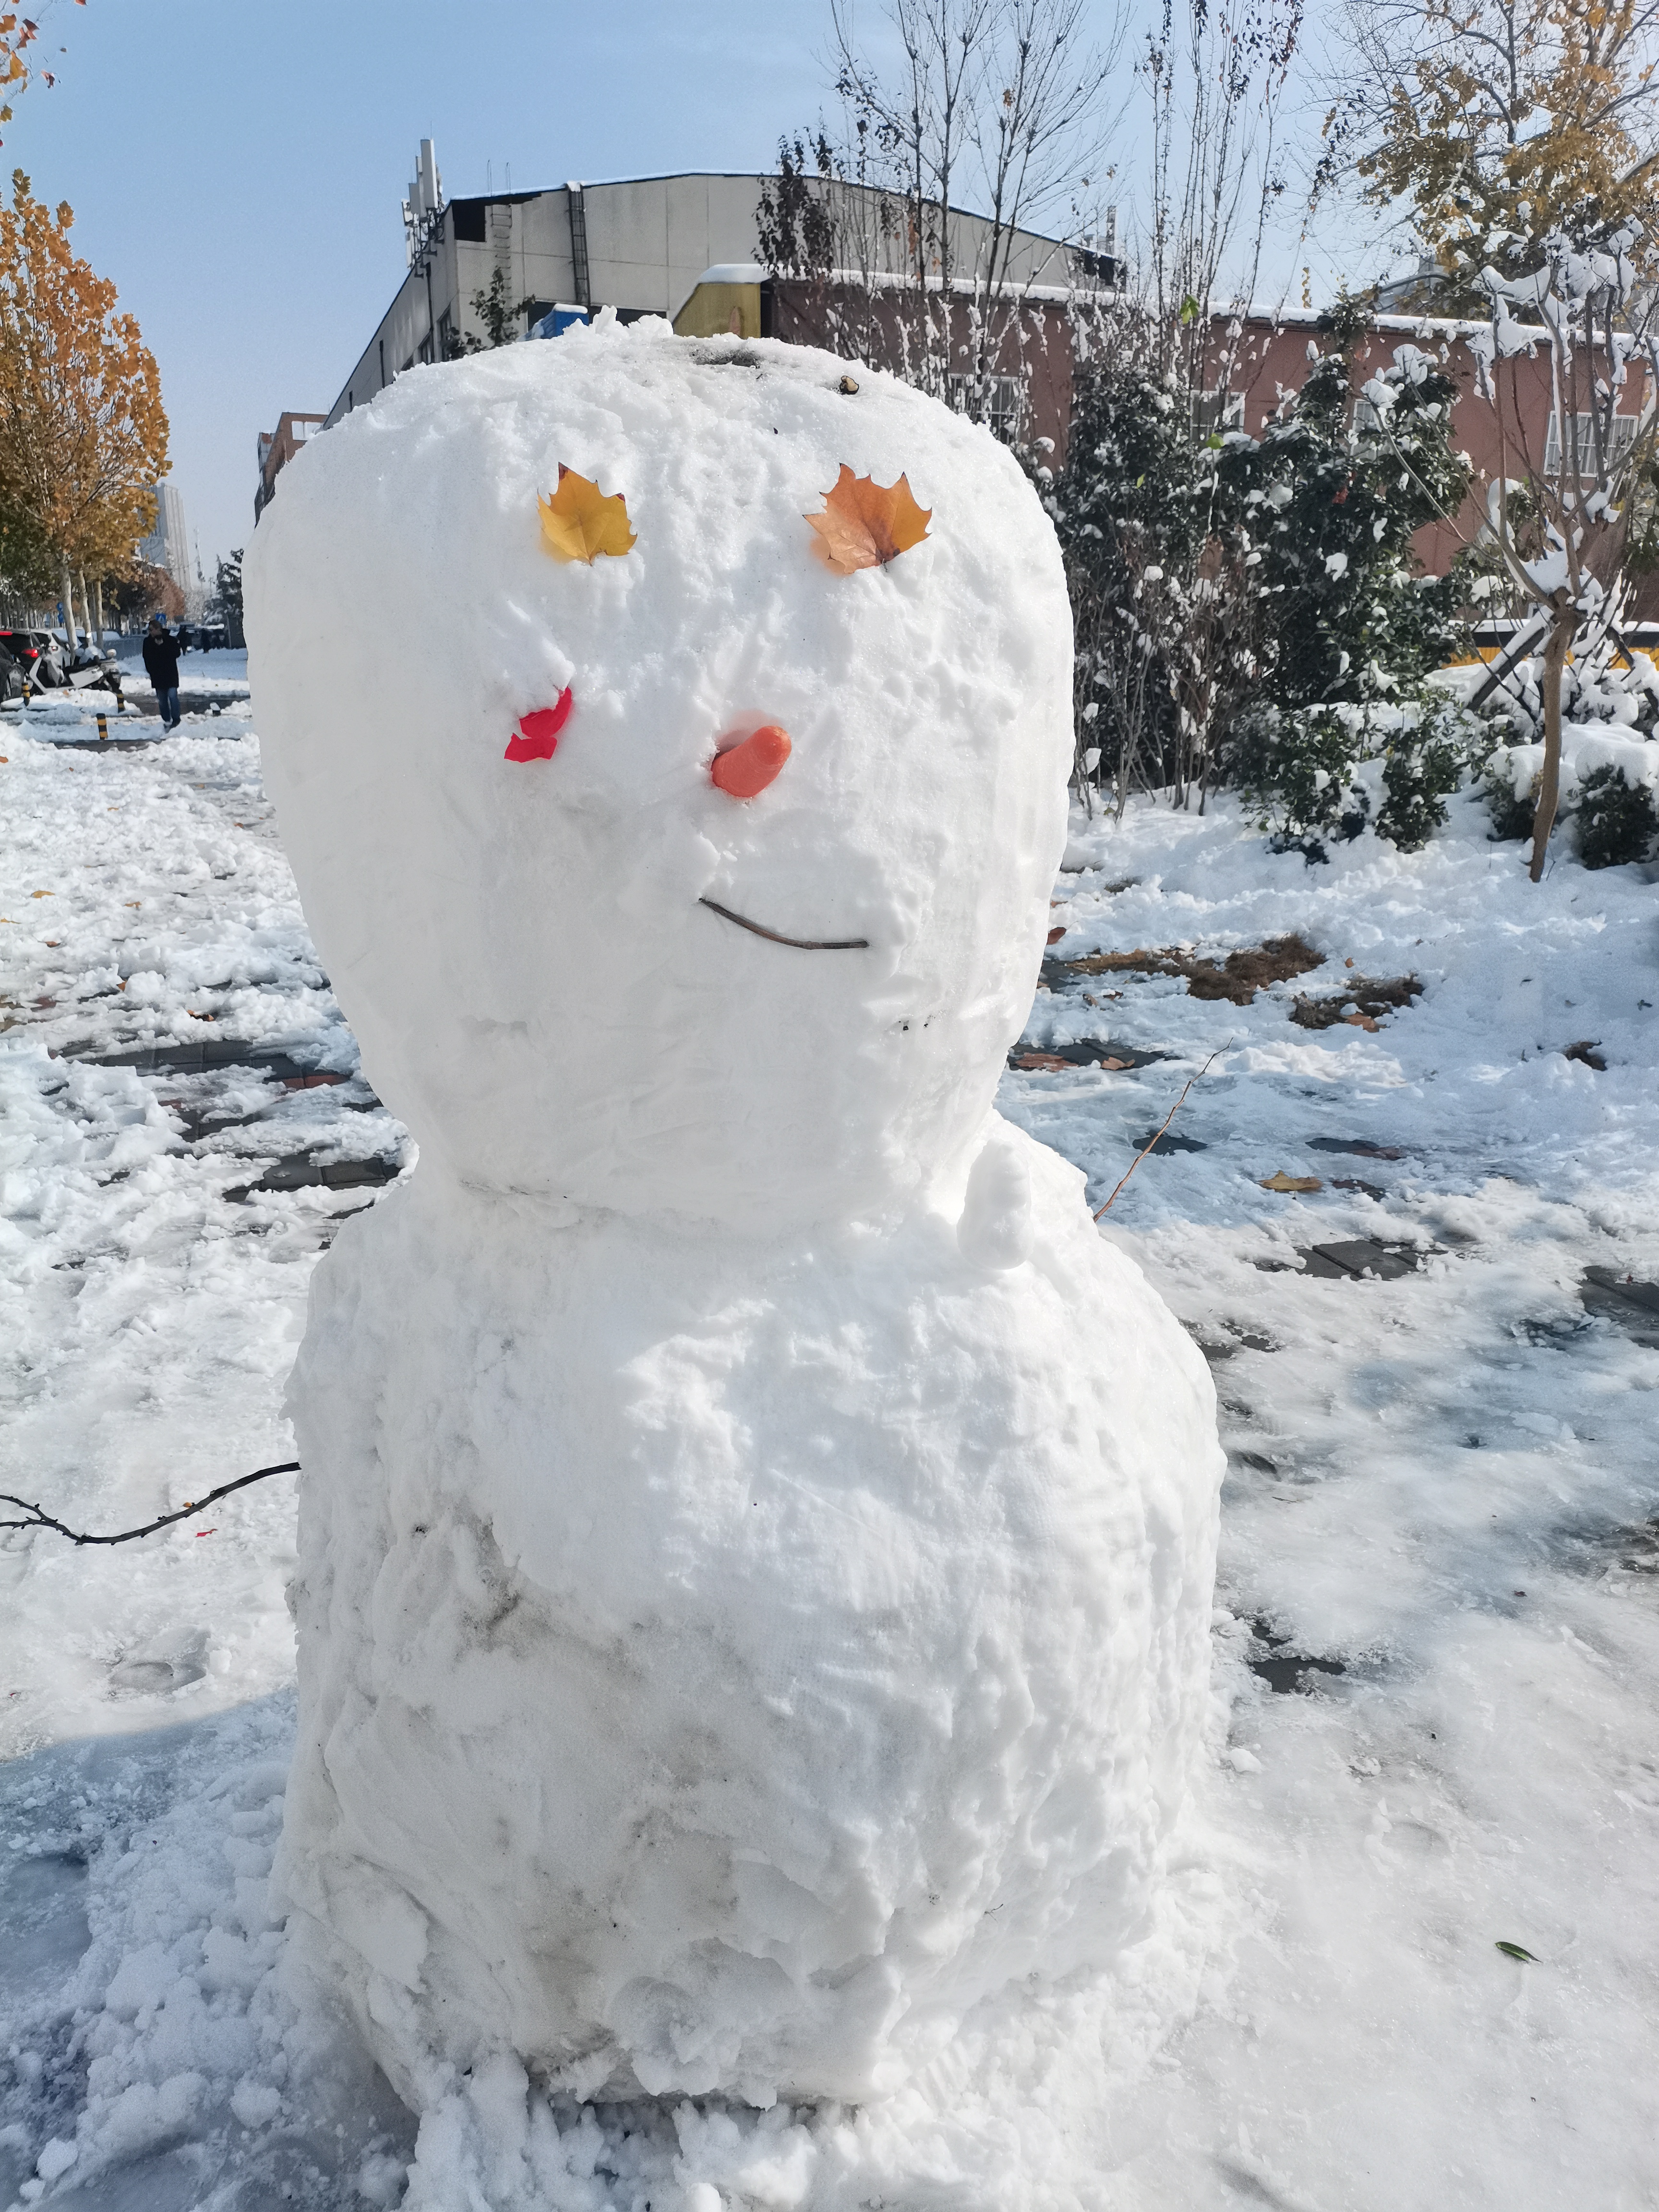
[255,412,327,524]
[1198,305,1659,618]
[323,144,1110,452]
[139,481,192,591]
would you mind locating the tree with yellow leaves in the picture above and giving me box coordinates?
[1322,0,1659,303]
[0,167,168,642]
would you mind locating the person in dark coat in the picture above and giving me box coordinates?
[142,616,182,729]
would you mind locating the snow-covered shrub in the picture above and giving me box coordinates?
[1376,699,1472,850]
[1230,702,1371,857]
[1236,694,1474,860]
[1053,354,1257,805]
[1482,748,1539,841]
[1481,726,1659,858]
[1241,341,1468,726]
[1056,316,1481,847]
[1575,762,1659,867]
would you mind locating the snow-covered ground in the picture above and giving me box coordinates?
[2,718,1656,2210]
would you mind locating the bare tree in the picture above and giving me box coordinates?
[1056,0,1304,812]
[770,0,1126,426]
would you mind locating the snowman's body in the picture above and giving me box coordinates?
[248,324,1221,2118]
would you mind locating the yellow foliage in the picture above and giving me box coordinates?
[1341,0,1659,291]
[537,465,637,563]
[0,12,37,129]
[0,168,169,596]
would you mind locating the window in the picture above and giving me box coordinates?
[1544,410,1638,478]
[948,372,1022,443]
[1191,389,1245,438]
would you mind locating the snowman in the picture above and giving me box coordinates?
[247,320,1221,2149]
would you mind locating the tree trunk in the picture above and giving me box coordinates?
[60,558,76,651]
[1528,604,1574,882]
[94,576,105,641]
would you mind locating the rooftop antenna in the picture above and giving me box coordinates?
[404,137,444,268]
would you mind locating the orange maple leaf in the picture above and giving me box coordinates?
[805,465,931,573]
[538,464,637,563]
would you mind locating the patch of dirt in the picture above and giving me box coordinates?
[1062,933,1324,1005]
[1289,974,1422,1030]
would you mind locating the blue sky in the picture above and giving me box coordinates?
[3,0,844,574]
[4,0,1382,581]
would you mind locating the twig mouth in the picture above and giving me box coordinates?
[698,896,869,951]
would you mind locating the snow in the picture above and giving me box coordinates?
[3,572,1658,2204]
[246,322,1073,1231]
[246,323,1224,2141]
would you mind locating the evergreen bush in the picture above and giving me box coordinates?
[1575,763,1659,867]
[1376,699,1472,851]
[1054,309,1483,852]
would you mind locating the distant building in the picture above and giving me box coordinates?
[255,412,327,524]
[323,146,1112,456]
[139,482,192,590]
[1193,304,1659,618]
[1374,255,1454,314]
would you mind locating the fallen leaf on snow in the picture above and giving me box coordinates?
[505,689,574,761]
[1046,926,1067,944]
[538,467,636,563]
[1495,1941,1538,1963]
[1011,1052,1075,1072]
[1563,1039,1606,1071]
[1260,1171,1323,1193]
[805,465,931,573]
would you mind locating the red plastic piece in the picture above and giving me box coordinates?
[505,688,574,761]
[710,724,792,798]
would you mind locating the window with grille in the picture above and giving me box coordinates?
[1543,410,1639,477]
[948,372,1023,443]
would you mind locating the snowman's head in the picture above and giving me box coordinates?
[247,323,1071,1233]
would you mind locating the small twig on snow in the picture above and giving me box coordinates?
[1093,1044,1229,1220]
[0,1461,300,1547]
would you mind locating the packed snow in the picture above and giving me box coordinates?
[243,324,1225,2169]
[4,435,1659,2212]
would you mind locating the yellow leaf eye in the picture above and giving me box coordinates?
[538,465,637,563]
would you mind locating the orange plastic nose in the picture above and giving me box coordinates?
[710,724,791,798]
